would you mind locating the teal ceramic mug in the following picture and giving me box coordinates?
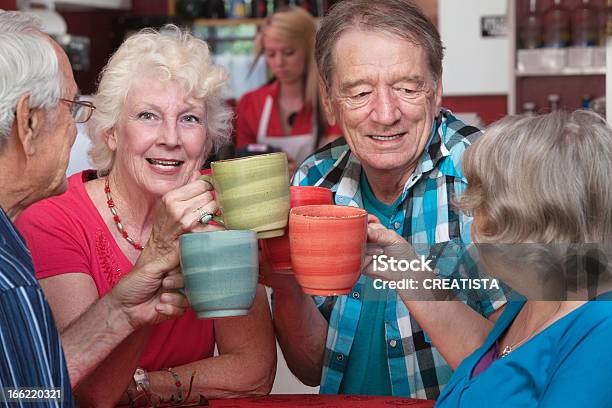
[179,230,258,319]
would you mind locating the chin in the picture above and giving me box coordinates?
[360,153,415,172]
[146,180,185,198]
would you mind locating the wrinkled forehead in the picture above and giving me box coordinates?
[329,29,431,86]
[123,74,204,110]
[127,68,203,101]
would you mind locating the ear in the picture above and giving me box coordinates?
[434,79,443,112]
[14,93,44,156]
[106,127,118,152]
[318,79,336,126]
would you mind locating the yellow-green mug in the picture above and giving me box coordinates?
[200,152,291,239]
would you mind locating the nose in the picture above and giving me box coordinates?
[270,54,285,69]
[158,120,181,148]
[371,89,401,126]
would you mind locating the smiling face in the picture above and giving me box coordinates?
[107,77,208,197]
[323,29,442,176]
[263,28,307,86]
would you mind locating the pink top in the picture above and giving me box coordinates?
[16,171,215,371]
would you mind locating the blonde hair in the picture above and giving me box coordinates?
[253,6,318,106]
[88,25,233,174]
[458,110,612,244]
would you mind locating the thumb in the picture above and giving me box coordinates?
[367,223,395,245]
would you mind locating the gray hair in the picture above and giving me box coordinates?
[458,110,612,244]
[0,11,62,148]
[88,25,233,174]
[315,0,444,91]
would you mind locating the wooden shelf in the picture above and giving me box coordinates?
[508,0,608,116]
[193,18,264,27]
[516,67,606,77]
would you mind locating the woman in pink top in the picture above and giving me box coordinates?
[16,26,276,406]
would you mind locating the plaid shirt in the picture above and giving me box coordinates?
[292,109,508,400]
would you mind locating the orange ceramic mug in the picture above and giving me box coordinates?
[261,186,334,274]
[289,204,368,296]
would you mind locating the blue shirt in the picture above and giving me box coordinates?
[0,208,74,407]
[436,299,612,407]
[338,170,399,395]
[292,109,510,399]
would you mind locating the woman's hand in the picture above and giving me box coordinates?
[363,215,419,284]
[112,173,224,330]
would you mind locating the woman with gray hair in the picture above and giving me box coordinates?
[16,26,276,406]
[431,110,612,406]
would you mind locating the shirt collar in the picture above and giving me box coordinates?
[334,109,455,204]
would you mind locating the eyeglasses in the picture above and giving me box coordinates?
[60,98,96,123]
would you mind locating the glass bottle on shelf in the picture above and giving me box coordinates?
[229,0,247,18]
[572,0,598,46]
[520,0,542,49]
[590,96,606,118]
[543,0,570,48]
[548,94,561,111]
[207,0,227,18]
[176,0,206,20]
[274,0,289,10]
[251,0,268,17]
[581,94,592,109]
[601,0,612,45]
[522,102,537,116]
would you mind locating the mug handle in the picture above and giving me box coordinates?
[199,174,225,226]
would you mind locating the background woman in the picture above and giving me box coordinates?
[16,26,276,406]
[235,6,341,172]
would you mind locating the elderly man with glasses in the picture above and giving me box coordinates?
[0,12,191,406]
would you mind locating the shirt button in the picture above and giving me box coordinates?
[389,339,397,348]
[336,354,344,362]
[394,221,401,229]
[352,292,360,300]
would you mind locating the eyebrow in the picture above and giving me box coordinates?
[339,75,426,91]
[135,101,205,112]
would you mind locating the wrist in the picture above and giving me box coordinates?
[272,280,306,304]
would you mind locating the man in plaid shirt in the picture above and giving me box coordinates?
[266,0,509,400]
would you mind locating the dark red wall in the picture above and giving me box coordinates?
[442,95,507,126]
[0,0,17,10]
[60,0,170,94]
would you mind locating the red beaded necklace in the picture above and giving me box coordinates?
[104,177,144,251]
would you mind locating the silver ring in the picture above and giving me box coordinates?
[199,212,213,225]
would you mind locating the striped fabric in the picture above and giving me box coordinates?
[292,109,509,400]
[0,208,74,407]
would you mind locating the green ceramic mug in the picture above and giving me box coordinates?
[200,152,291,239]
